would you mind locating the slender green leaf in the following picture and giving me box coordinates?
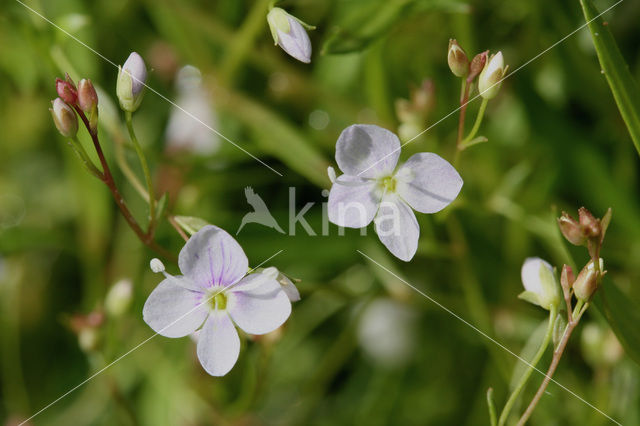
[173,215,211,236]
[580,0,640,155]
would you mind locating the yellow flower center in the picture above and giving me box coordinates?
[381,176,397,193]
[209,291,227,310]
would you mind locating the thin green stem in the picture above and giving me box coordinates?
[69,137,104,179]
[498,305,557,426]
[114,135,149,203]
[461,97,489,146]
[487,388,497,426]
[125,111,156,231]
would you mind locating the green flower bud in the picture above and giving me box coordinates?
[573,259,603,301]
[50,98,78,138]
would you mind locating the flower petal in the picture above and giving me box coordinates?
[336,125,401,179]
[374,195,419,262]
[395,153,463,214]
[196,312,240,376]
[142,276,208,338]
[227,274,292,335]
[277,17,311,63]
[521,257,553,295]
[179,225,249,288]
[328,175,380,228]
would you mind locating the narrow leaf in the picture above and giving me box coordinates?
[580,0,640,155]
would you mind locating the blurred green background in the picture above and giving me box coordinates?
[2,0,640,425]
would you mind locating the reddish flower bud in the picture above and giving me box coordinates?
[77,79,98,113]
[560,264,575,294]
[56,74,78,104]
[578,207,601,238]
[558,211,587,246]
[467,50,488,83]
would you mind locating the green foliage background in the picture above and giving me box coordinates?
[1,0,640,424]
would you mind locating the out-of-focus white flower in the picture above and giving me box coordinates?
[165,66,220,156]
[518,257,561,310]
[105,278,133,317]
[267,7,313,63]
[116,52,147,112]
[357,298,416,367]
[327,124,463,261]
[143,225,291,376]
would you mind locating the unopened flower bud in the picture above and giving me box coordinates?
[105,278,133,317]
[77,79,98,112]
[558,212,587,246]
[560,264,575,295]
[478,51,506,99]
[467,51,488,83]
[448,39,469,77]
[56,74,77,104]
[77,79,99,131]
[519,257,561,310]
[573,259,603,301]
[50,98,78,138]
[117,52,147,112]
[578,207,601,238]
[267,7,313,63]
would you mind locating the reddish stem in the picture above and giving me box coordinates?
[457,81,471,147]
[74,107,175,261]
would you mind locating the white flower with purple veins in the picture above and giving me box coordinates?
[267,7,313,63]
[143,225,292,376]
[328,124,463,261]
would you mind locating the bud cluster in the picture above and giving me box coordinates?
[50,73,100,137]
[447,40,507,100]
[557,207,611,303]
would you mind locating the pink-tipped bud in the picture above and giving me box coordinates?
[560,264,575,295]
[56,74,77,104]
[50,98,78,138]
[578,207,601,238]
[558,212,587,246]
[467,51,488,83]
[77,79,98,113]
[447,39,469,78]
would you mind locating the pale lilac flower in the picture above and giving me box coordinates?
[143,225,291,376]
[116,52,147,112]
[267,8,312,63]
[327,124,463,261]
[519,257,561,310]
